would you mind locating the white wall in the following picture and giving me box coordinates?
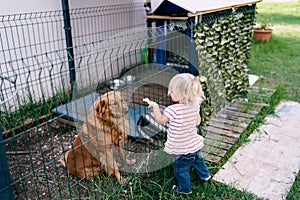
[0,0,144,14]
[70,0,145,9]
[0,0,147,111]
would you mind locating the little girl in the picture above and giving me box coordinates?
[143,73,210,195]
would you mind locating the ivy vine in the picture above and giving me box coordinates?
[194,9,255,124]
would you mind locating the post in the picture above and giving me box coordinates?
[155,19,168,65]
[145,1,153,63]
[186,18,198,76]
[146,19,153,63]
[61,0,76,93]
[0,126,14,200]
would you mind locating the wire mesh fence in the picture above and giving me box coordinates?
[0,2,257,199]
[0,3,146,110]
[0,3,199,199]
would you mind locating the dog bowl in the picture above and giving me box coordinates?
[122,75,136,84]
[109,79,125,90]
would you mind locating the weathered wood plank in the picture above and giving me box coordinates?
[203,126,241,138]
[204,138,232,150]
[220,109,256,119]
[232,100,268,108]
[202,153,222,164]
[204,132,238,144]
[202,145,227,157]
[2,115,50,138]
[226,106,259,115]
[57,117,76,128]
[206,121,245,133]
[214,113,252,124]
[210,118,249,129]
[200,87,275,165]
[6,150,38,155]
[228,103,262,111]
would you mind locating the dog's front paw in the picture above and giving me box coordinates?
[120,177,127,184]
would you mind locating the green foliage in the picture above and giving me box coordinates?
[195,11,255,123]
[254,21,272,30]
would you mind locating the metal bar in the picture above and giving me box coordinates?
[186,18,198,76]
[61,0,76,93]
[0,126,14,200]
[155,20,167,65]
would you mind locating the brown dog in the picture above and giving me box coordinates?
[60,91,135,184]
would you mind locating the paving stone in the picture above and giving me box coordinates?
[213,101,300,200]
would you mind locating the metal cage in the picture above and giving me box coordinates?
[0,3,198,199]
[0,2,257,199]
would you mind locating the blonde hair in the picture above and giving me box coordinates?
[168,73,205,106]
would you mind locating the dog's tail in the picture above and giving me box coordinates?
[59,152,69,167]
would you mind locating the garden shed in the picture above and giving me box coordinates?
[145,0,261,121]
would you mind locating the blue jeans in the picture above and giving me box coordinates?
[174,149,210,193]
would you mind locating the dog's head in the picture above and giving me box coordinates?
[94,91,128,120]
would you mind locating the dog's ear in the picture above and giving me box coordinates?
[95,98,107,114]
[100,99,108,113]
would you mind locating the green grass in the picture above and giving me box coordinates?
[0,89,71,133]
[250,2,300,199]
[255,2,300,25]
[63,167,262,200]
[286,171,300,200]
[250,2,300,102]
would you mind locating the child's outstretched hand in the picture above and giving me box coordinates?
[143,98,158,108]
[143,98,168,124]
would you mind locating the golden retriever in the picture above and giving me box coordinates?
[60,91,135,184]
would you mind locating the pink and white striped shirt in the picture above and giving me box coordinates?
[163,103,204,155]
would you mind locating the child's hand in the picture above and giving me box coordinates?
[143,98,158,108]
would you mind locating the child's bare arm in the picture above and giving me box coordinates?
[197,113,201,126]
[143,98,169,124]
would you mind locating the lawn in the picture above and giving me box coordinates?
[249,2,300,102]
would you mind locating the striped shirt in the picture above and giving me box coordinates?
[163,103,204,155]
